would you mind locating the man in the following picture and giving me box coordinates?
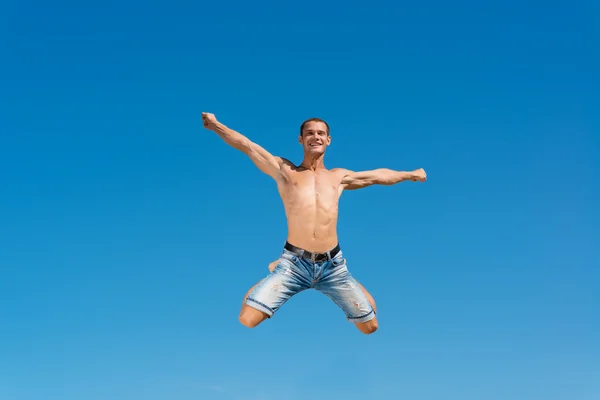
[202,112,426,334]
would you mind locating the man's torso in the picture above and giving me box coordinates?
[275,160,347,253]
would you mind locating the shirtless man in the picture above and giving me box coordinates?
[201,112,426,334]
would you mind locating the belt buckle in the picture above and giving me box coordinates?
[310,252,317,262]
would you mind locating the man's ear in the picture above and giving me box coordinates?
[326,134,332,146]
[298,134,303,145]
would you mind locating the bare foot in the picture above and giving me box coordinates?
[268,260,278,272]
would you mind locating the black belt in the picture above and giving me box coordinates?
[284,242,341,262]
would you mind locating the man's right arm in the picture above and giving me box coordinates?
[203,113,283,179]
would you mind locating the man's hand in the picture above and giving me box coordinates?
[411,168,427,182]
[202,112,218,130]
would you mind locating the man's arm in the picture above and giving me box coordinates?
[202,112,283,179]
[341,168,426,190]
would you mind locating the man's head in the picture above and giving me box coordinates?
[299,117,331,155]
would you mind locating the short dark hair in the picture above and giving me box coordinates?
[300,117,330,136]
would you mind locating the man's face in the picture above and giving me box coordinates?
[299,121,330,155]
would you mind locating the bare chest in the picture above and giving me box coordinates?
[279,169,341,203]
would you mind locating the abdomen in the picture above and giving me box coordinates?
[282,188,340,253]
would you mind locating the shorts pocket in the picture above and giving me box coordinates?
[280,250,298,263]
[331,255,346,267]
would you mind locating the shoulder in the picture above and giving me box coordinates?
[330,167,352,174]
[329,168,356,187]
[330,167,354,179]
[267,156,294,170]
[275,158,300,181]
[278,157,299,171]
[279,157,294,166]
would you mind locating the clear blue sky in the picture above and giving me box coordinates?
[1,1,598,400]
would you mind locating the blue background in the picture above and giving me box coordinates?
[1,1,598,399]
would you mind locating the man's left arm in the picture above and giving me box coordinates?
[340,168,427,190]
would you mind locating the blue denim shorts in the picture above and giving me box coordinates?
[245,244,375,324]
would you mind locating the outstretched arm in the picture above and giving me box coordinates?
[202,112,283,179]
[341,168,426,190]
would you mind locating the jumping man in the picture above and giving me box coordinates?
[202,112,426,334]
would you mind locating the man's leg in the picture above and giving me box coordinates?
[239,280,270,328]
[353,282,379,334]
[239,253,309,328]
[356,281,377,314]
[268,257,378,332]
[314,252,379,335]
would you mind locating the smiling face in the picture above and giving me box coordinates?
[299,119,331,156]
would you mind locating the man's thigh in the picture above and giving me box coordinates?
[315,252,376,324]
[269,256,375,311]
[245,253,309,318]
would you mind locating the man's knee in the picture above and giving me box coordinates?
[239,305,269,328]
[356,318,378,335]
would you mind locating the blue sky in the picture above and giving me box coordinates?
[1,1,598,400]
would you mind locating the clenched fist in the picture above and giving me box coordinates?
[201,112,218,130]
[411,168,427,182]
